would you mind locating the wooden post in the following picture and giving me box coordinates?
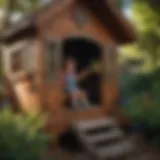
[102,44,118,114]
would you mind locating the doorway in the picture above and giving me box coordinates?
[62,37,102,107]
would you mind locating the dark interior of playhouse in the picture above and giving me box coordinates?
[62,37,102,108]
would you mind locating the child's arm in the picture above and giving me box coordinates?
[76,61,101,81]
[76,69,90,82]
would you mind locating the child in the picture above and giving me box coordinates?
[64,58,90,109]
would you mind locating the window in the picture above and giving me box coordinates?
[11,51,22,72]
[74,6,89,27]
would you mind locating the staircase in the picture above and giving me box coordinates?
[72,118,136,160]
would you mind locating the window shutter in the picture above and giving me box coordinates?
[44,39,62,82]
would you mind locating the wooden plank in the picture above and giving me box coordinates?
[47,108,106,134]
[84,128,124,143]
[13,80,41,113]
[97,140,134,159]
[72,118,116,131]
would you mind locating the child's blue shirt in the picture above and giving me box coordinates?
[65,73,78,93]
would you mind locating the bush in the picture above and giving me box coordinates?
[0,109,51,160]
[123,94,160,147]
[121,69,160,147]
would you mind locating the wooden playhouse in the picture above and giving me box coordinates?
[0,0,137,158]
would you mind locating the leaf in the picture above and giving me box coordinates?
[0,108,51,160]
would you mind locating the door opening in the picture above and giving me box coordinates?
[63,37,102,107]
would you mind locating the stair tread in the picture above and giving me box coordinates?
[97,140,134,159]
[73,118,116,131]
[83,129,124,143]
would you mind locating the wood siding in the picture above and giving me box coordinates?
[34,1,118,113]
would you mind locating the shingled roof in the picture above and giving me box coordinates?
[0,0,137,44]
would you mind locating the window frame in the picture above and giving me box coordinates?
[11,50,22,72]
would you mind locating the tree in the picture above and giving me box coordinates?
[132,0,160,67]
[116,0,125,8]
[120,0,160,71]
[0,0,16,30]
[15,0,42,14]
[0,0,42,31]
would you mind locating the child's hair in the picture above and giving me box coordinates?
[64,57,76,68]
[67,57,75,63]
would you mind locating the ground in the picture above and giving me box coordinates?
[52,134,160,160]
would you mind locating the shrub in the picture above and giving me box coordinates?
[0,108,51,160]
[121,69,160,147]
[123,94,160,146]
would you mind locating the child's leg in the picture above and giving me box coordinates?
[78,90,90,108]
[70,91,81,109]
[70,89,90,109]
[71,97,80,109]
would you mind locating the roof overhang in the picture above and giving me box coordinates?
[81,0,137,44]
[0,0,137,44]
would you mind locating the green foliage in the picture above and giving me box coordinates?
[0,0,6,7]
[122,69,160,146]
[0,0,42,32]
[0,0,42,12]
[15,0,42,13]
[116,0,125,9]
[0,109,51,160]
[123,94,160,146]
[132,0,160,64]
[120,0,160,71]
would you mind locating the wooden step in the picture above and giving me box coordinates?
[97,140,134,159]
[72,118,137,160]
[83,128,124,143]
[73,118,116,131]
